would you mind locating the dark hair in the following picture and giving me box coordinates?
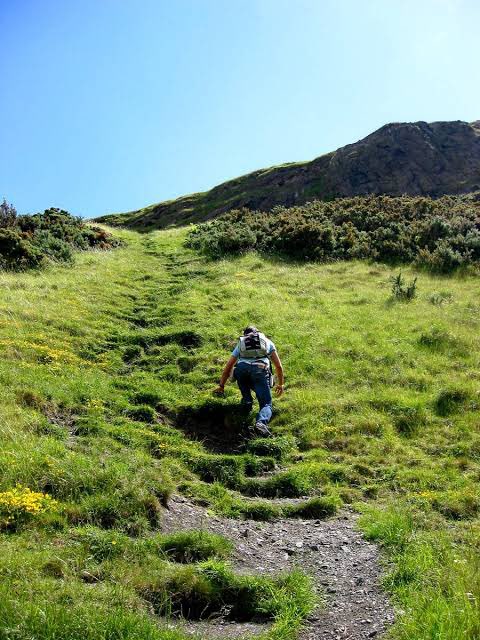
[243,326,258,335]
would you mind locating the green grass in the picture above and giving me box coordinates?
[0,227,479,638]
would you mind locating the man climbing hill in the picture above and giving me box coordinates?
[214,326,284,436]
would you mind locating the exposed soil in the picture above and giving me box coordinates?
[162,495,395,639]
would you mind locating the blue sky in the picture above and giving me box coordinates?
[1,0,479,218]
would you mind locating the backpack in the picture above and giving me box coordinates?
[238,331,269,359]
[233,331,276,388]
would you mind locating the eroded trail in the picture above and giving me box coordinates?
[162,496,395,639]
[132,235,395,638]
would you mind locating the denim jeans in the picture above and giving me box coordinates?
[234,361,272,424]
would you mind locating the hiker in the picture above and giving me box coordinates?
[214,327,284,436]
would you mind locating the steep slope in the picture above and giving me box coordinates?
[1,228,480,638]
[97,119,480,229]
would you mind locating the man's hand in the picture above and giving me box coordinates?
[213,385,225,396]
[275,384,284,397]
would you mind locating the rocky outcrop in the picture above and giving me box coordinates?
[326,120,480,197]
[97,120,480,228]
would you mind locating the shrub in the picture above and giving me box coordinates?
[390,272,417,301]
[185,193,480,271]
[0,204,120,270]
[0,199,17,227]
[31,230,74,263]
[416,241,470,273]
[0,229,44,270]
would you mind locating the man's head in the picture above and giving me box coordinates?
[243,325,258,336]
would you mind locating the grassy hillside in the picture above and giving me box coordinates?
[94,159,319,230]
[95,120,480,230]
[1,228,479,639]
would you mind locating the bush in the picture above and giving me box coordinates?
[0,229,44,270]
[0,203,120,271]
[186,193,480,271]
[0,199,17,227]
[390,272,417,301]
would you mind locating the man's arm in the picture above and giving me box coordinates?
[213,355,238,395]
[270,351,285,396]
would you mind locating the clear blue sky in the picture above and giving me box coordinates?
[1,0,479,218]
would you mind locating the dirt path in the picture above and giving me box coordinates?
[162,495,395,640]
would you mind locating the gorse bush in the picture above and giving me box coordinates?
[186,193,480,272]
[0,199,17,227]
[0,203,119,270]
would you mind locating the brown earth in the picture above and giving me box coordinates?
[97,119,480,229]
[161,495,395,640]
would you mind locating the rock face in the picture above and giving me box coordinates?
[327,120,480,197]
[97,120,480,228]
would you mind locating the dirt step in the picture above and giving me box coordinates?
[161,496,395,640]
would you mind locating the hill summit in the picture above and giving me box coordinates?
[97,119,480,229]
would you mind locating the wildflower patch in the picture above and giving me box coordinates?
[0,486,57,530]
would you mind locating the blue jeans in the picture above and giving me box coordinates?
[234,361,272,425]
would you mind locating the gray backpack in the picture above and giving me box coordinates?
[238,331,269,359]
[234,331,275,387]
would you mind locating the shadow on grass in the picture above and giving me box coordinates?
[175,400,252,453]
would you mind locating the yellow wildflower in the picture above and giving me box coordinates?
[0,486,57,530]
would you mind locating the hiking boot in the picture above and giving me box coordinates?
[254,421,272,437]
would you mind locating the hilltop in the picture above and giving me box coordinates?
[96,119,480,229]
